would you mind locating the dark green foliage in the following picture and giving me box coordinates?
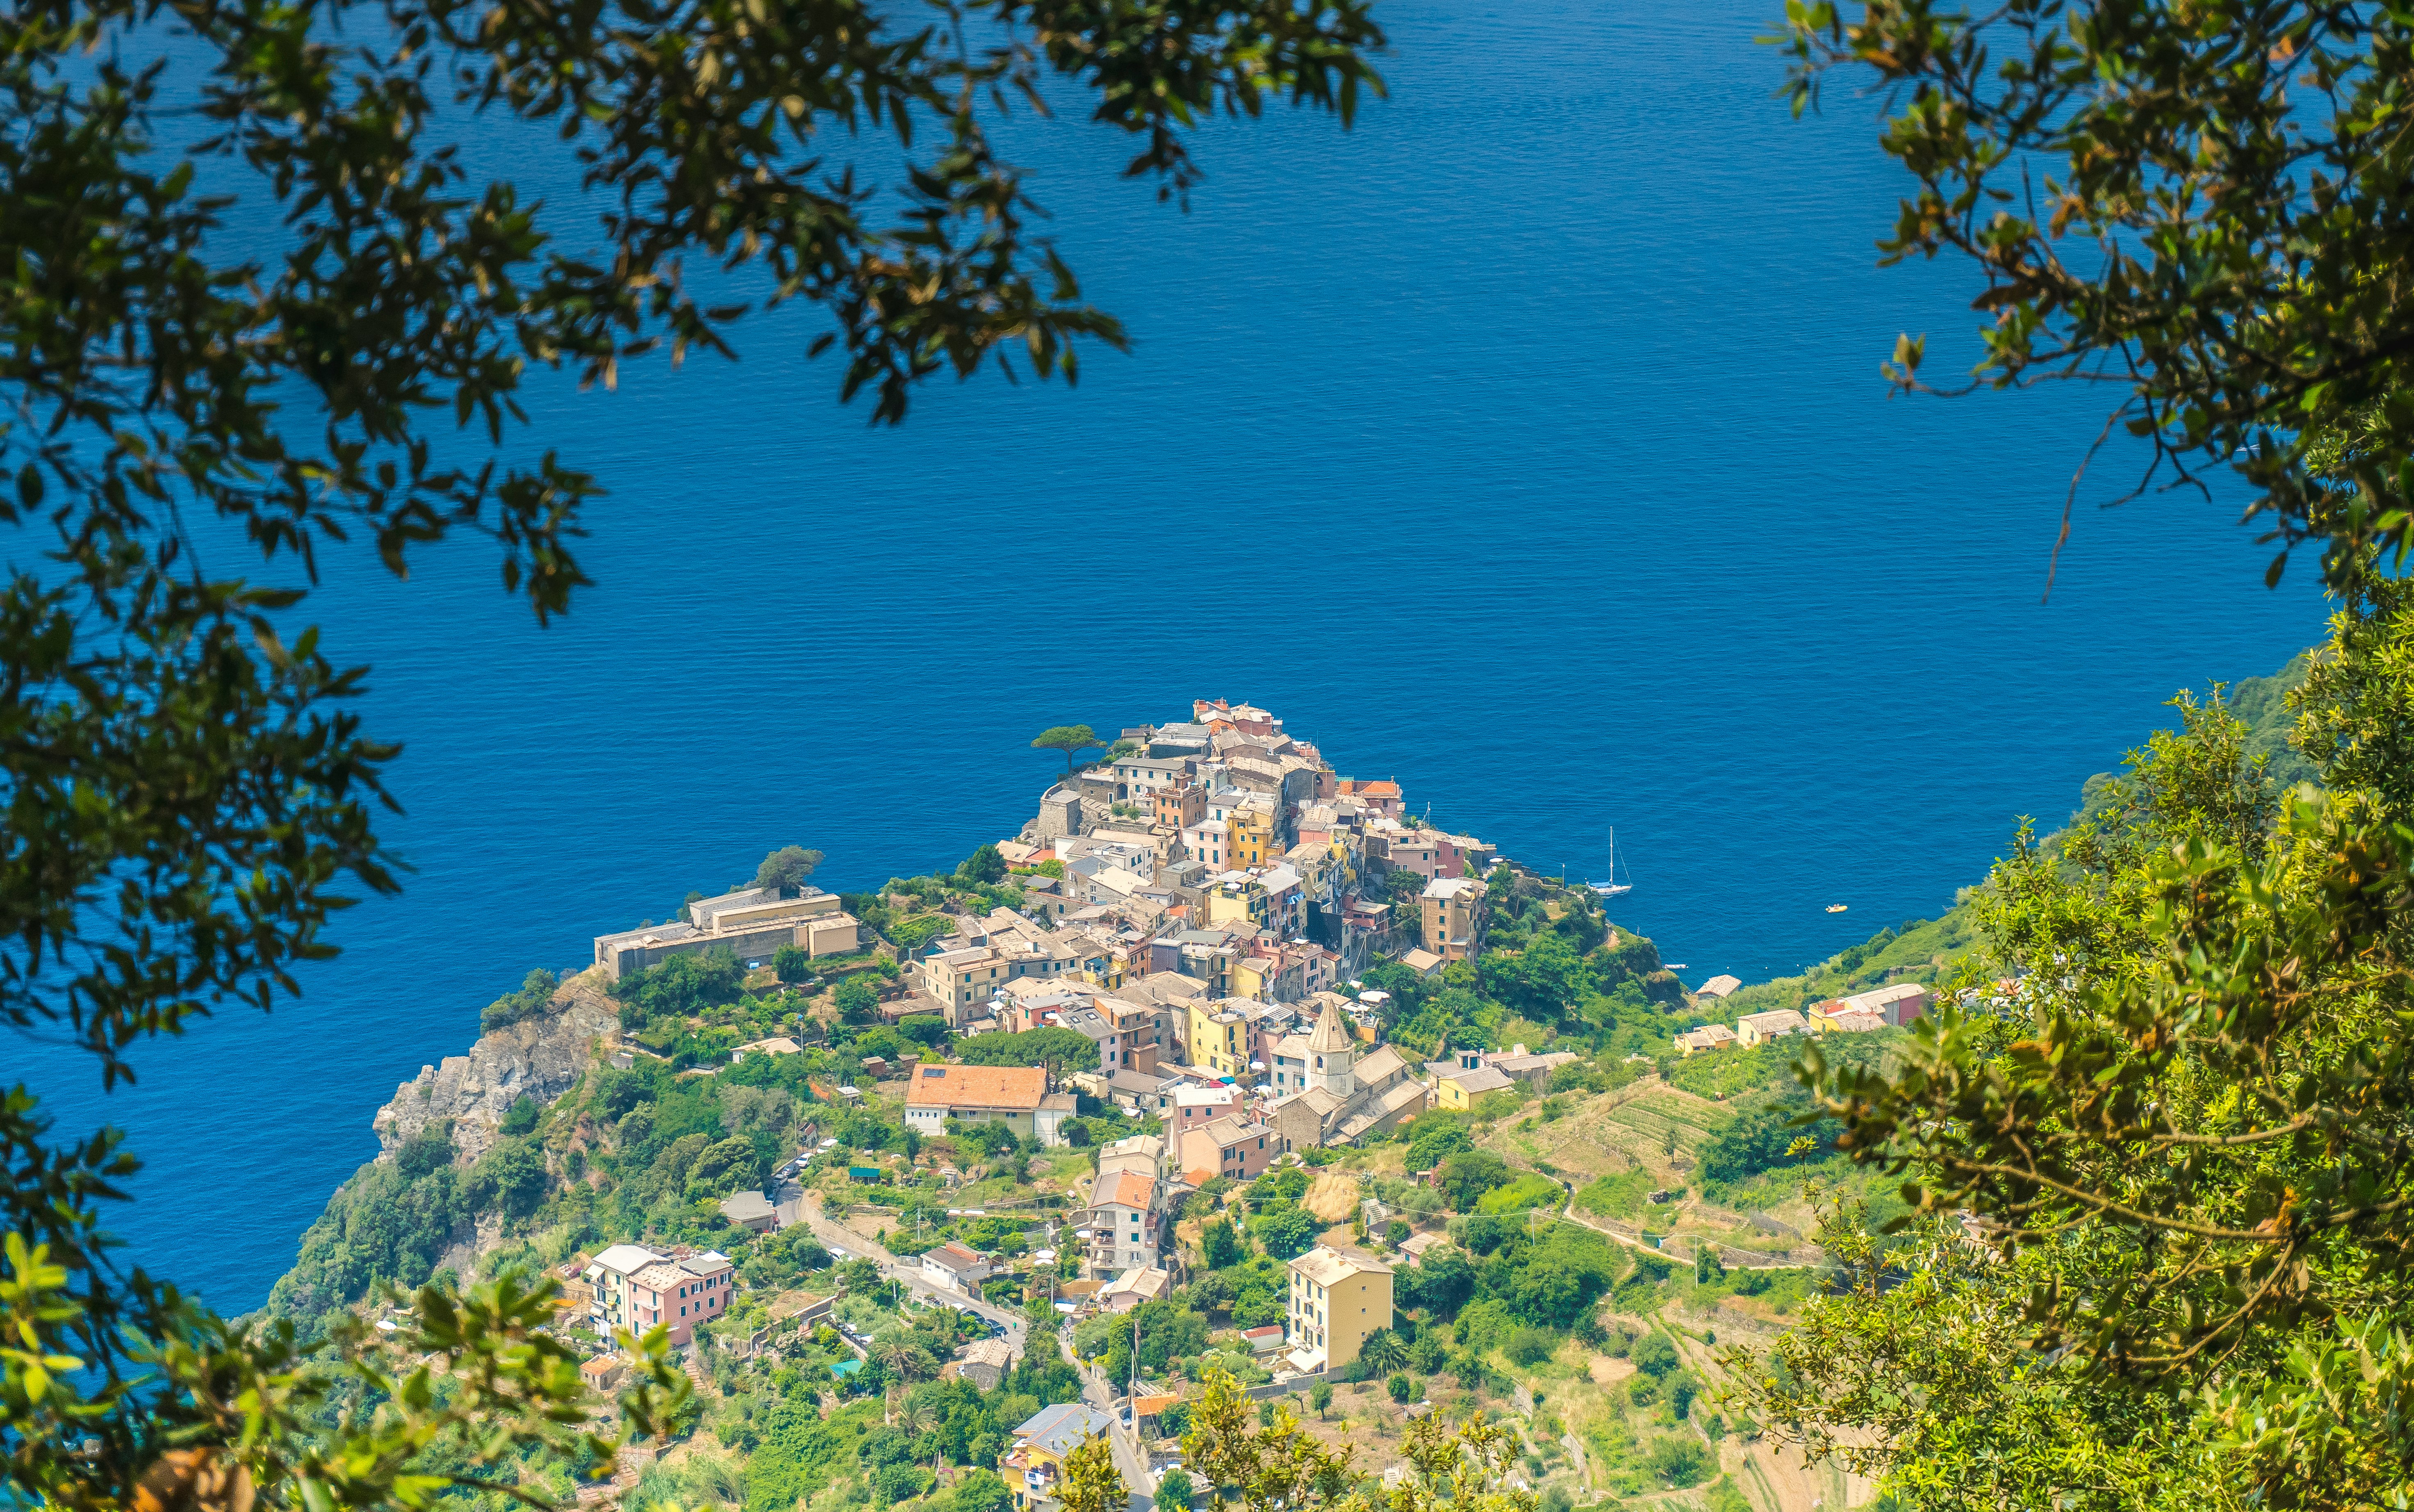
[1097,1298,1210,1380]
[1250,1205,1317,1259]
[1668,1371,1698,1419]
[1156,1468,1196,1509]
[1387,1373,1411,1402]
[954,1027,1099,1072]
[1457,1214,1515,1255]
[1504,1328,1557,1366]
[1201,1218,1245,1270]
[1202,1253,1289,1328]
[757,846,825,897]
[1254,1166,1310,1203]
[1032,726,1107,776]
[1437,1149,1511,1211]
[1629,1332,1678,1378]
[897,1016,950,1049]
[613,949,746,1026]
[1401,1246,1474,1318]
[1477,933,1593,1022]
[744,1400,879,1512]
[499,1096,540,1136]
[270,1139,467,1316]
[1359,1328,1407,1375]
[833,977,881,1022]
[773,945,811,984]
[465,1139,549,1218]
[1698,1090,1832,1189]
[480,969,560,1034]
[951,1469,1012,1512]
[1644,1437,1711,1489]
[687,1135,766,1198]
[950,1119,1019,1157]
[1404,1120,1475,1172]
[1502,1227,1621,1328]
[958,844,1008,886]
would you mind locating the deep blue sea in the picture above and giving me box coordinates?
[18,0,2325,1314]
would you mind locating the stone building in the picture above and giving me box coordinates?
[1267,997,1429,1150]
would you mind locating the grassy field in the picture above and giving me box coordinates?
[1504,1083,1736,1190]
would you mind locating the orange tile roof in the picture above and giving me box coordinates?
[905,1063,1047,1111]
[1131,1394,1180,1416]
[1094,1170,1156,1210]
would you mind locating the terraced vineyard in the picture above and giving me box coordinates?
[1502,1082,1737,1189]
[1491,1080,1828,1264]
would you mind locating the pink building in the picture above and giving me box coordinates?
[584,1244,736,1347]
[1179,1116,1281,1184]
[1172,1082,1240,1131]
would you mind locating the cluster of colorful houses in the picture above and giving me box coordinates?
[557,697,1971,1507]
[1670,979,1931,1054]
[586,699,1504,997]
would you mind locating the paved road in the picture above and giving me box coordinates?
[797,1195,1150,1506]
[1057,1321,1157,1503]
[797,1193,1032,1357]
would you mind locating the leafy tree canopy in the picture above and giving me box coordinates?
[757,846,826,897]
[953,1026,1099,1072]
[1031,725,1107,776]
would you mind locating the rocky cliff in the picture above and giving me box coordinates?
[372,966,619,1165]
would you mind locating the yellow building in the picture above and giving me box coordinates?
[1229,802,1277,867]
[1003,1403,1116,1509]
[1231,955,1272,1001]
[1285,1245,1393,1373]
[1206,874,1269,932]
[1431,1062,1514,1111]
[1185,1000,1249,1076]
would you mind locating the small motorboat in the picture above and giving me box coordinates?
[1826,904,1849,913]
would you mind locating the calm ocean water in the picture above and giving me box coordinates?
[18,0,2323,1312]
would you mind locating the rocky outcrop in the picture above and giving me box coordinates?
[372,968,618,1165]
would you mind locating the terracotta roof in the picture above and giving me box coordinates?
[1131,1394,1180,1416]
[925,1241,991,1273]
[1094,1170,1156,1211]
[906,1063,1047,1111]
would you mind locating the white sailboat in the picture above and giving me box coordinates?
[1588,829,1634,898]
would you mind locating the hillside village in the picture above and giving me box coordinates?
[280,699,1955,1512]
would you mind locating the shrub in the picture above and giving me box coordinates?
[1629,1331,1679,1378]
[951,1469,1012,1512]
[833,977,880,1022]
[1154,1469,1196,1510]
[1504,1328,1558,1367]
[1387,1373,1411,1403]
[1429,1150,1506,1207]
[480,968,559,1034]
[499,1095,540,1136]
[1477,1173,1562,1214]
[1405,1121,1475,1173]
[1201,1219,1245,1270]
[1251,1206,1316,1260]
[1645,1437,1712,1489]
[958,844,1008,885]
[464,1139,548,1218]
[773,945,811,983]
